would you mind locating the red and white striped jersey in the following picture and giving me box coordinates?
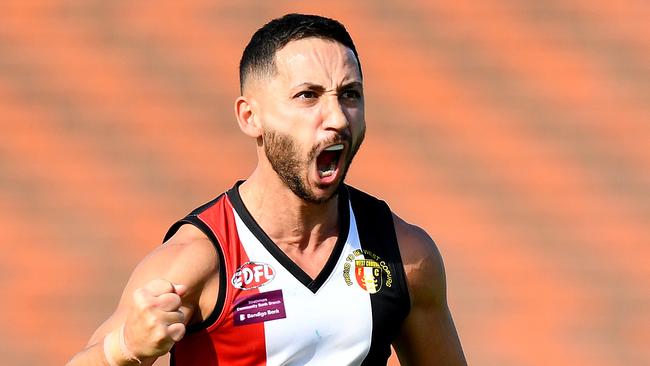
[164,181,410,365]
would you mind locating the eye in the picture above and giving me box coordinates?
[341,89,362,100]
[295,90,318,99]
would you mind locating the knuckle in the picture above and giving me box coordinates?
[152,327,167,343]
[141,298,156,312]
[145,312,159,329]
[132,288,146,302]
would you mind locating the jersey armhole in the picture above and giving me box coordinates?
[379,201,412,312]
[163,216,227,334]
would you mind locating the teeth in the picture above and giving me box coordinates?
[324,144,344,152]
[318,162,337,178]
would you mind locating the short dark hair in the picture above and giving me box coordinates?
[239,13,362,93]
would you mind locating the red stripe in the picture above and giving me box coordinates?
[173,195,267,365]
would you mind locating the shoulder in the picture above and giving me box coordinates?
[137,223,219,290]
[149,224,217,273]
[136,224,217,277]
[346,186,446,305]
[120,223,219,318]
[392,213,447,307]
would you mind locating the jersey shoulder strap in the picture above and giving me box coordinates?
[346,185,411,365]
[346,185,410,300]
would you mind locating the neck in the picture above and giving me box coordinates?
[238,169,341,251]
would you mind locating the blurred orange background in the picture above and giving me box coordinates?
[1,1,648,365]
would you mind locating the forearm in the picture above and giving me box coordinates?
[66,332,157,366]
[66,341,111,366]
[68,233,210,366]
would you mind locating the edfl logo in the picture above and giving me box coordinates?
[231,262,275,290]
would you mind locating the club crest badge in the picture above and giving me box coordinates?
[343,249,392,294]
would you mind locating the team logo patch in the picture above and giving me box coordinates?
[343,249,392,294]
[231,261,275,290]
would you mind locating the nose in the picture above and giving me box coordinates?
[321,95,350,132]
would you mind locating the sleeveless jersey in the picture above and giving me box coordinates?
[163,181,410,365]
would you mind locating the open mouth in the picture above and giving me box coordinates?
[316,143,344,179]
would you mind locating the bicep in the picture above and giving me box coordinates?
[86,225,217,346]
[392,216,466,365]
[394,300,465,365]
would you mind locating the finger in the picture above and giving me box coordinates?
[156,292,182,312]
[167,322,186,342]
[172,283,188,297]
[158,309,185,325]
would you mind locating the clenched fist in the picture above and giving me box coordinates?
[123,279,188,359]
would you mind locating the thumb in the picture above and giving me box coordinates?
[168,322,186,342]
[172,283,188,297]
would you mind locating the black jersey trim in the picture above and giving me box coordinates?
[162,197,227,335]
[162,192,226,243]
[348,187,411,366]
[226,180,350,294]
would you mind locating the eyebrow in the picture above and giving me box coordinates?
[291,81,363,92]
[340,81,363,90]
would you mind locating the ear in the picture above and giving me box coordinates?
[235,96,262,138]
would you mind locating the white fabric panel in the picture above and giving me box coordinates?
[232,203,373,366]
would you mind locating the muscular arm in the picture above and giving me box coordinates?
[66,224,219,366]
[392,214,467,366]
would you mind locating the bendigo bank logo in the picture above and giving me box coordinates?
[231,262,275,290]
[343,249,392,294]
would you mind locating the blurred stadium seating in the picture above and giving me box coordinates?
[0,1,648,365]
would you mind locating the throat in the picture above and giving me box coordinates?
[277,235,339,279]
[235,179,349,287]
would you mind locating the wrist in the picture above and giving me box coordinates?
[103,325,143,366]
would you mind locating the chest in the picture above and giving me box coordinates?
[214,208,401,365]
[229,213,373,358]
[169,185,410,366]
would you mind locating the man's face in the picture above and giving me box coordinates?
[252,37,365,203]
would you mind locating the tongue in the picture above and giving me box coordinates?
[317,150,337,170]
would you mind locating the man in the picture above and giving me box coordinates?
[67,13,466,366]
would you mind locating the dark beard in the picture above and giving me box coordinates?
[263,129,363,204]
